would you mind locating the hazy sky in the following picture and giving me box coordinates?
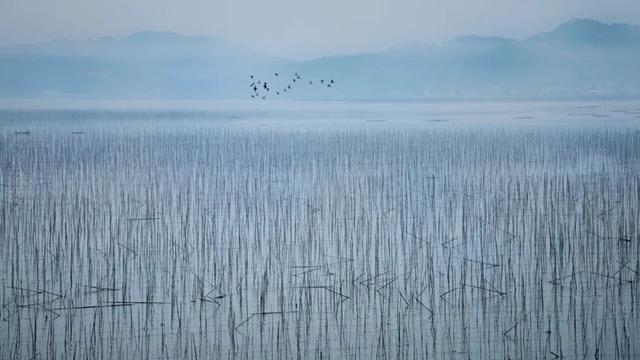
[0,0,638,59]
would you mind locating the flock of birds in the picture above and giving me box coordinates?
[249,72,335,99]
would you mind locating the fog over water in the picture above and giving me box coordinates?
[1,1,639,358]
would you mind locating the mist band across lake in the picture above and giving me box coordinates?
[1,100,639,359]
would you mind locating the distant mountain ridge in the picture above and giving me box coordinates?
[1,19,638,100]
[526,18,640,46]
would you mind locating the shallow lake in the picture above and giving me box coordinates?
[1,100,639,359]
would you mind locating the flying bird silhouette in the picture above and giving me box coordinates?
[246,71,335,99]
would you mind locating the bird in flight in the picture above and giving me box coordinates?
[247,72,335,99]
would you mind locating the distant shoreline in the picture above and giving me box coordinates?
[0,96,639,111]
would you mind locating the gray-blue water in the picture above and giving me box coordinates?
[1,100,639,359]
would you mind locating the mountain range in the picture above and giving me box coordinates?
[1,18,639,100]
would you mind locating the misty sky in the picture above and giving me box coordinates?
[0,0,638,59]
